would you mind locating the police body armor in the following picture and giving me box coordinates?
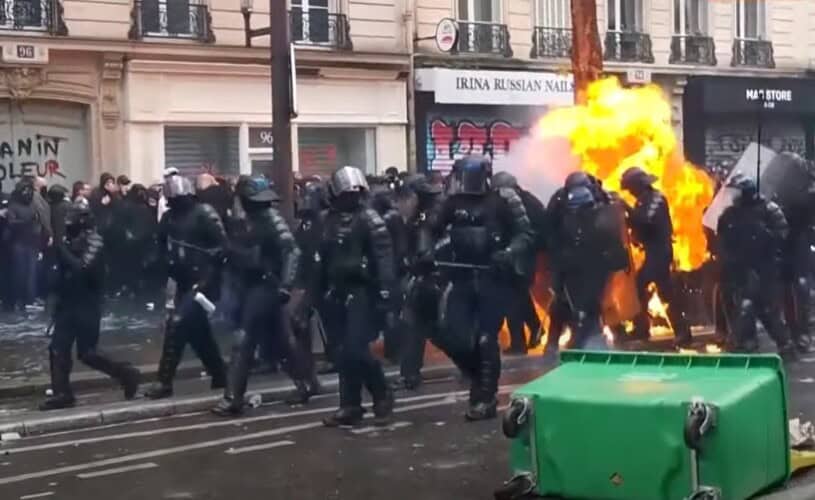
[164,204,225,296]
[321,210,371,288]
[236,207,299,289]
[56,230,105,302]
[719,204,777,291]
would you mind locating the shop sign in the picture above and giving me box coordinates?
[695,77,815,114]
[415,68,574,106]
[435,18,458,52]
[249,127,274,149]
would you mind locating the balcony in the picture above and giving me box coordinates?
[454,21,512,57]
[531,27,572,59]
[129,0,214,42]
[604,31,654,63]
[290,10,351,50]
[731,38,774,68]
[0,0,67,34]
[669,35,716,65]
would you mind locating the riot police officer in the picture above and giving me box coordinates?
[319,166,396,427]
[40,202,140,410]
[292,181,331,375]
[145,176,228,399]
[400,174,444,390]
[434,156,533,421]
[212,177,315,416]
[620,167,692,348]
[492,171,545,353]
[717,174,796,359]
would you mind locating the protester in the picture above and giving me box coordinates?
[6,179,40,311]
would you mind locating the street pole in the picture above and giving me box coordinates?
[570,0,603,105]
[270,0,294,221]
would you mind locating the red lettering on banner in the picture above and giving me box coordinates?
[426,118,525,172]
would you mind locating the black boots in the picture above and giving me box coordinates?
[284,376,321,406]
[40,351,75,411]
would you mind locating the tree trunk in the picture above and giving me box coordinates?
[570,0,603,105]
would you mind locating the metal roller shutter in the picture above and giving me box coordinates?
[705,119,806,176]
[164,126,240,178]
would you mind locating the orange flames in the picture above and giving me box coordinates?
[499,77,716,351]
[535,77,715,272]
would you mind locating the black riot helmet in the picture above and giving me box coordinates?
[449,155,492,195]
[13,179,34,204]
[298,181,327,215]
[620,166,657,196]
[236,175,279,213]
[492,171,518,190]
[727,172,759,204]
[65,201,94,237]
[564,171,591,190]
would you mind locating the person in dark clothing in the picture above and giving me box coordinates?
[717,173,796,359]
[118,184,159,298]
[399,174,444,390]
[6,180,40,310]
[72,181,91,205]
[0,186,10,310]
[370,184,408,363]
[212,176,317,416]
[47,186,71,248]
[621,166,692,348]
[491,171,545,353]
[432,156,533,421]
[117,175,131,198]
[145,175,228,399]
[90,172,119,231]
[40,202,141,411]
[196,173,232,223]
[319,166,396,428]
[292,181,332,375]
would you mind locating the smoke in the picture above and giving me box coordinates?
[493,119,581,203]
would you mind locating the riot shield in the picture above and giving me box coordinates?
[703,143,777,233]
[760,152,812,212]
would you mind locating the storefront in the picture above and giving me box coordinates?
[413,67,574,172]
[683,76,815,175]
[124,59,407,184]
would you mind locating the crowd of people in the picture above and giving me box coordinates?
[4,152,815,426]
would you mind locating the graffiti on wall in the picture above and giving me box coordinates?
[426,118,526,171]
[0,134,67,183]
[705,124,806,177]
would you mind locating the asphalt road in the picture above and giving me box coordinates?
[1,359,815,500]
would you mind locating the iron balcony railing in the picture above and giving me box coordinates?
[604,31,654,63]
[290,10,351,50]
[731,38,774,68]
[129,0,214,42]
[454,21,512,57]
[669,35,716,65]
[530,27,572,59]
[0,0,67,34]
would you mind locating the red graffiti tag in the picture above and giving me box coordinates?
[427,118,525,172]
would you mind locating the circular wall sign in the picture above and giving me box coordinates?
[435,18,458,52]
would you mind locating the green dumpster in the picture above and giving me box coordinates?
[499,351,790,500]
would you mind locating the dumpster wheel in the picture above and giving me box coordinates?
[494,473,535,500]
[502,398,530,439]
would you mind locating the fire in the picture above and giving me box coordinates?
[535,77,715,271]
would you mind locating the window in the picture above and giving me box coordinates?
[291,0,330,44]
[0,0,47,29]
[536,0,570,28]
[457,0,500,22]
[673,0,707,35]
[298,127,376,178]
[735,0,765,39]
[141,0,205,38]
[607,0,643,32]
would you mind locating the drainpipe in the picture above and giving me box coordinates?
[404,0,417,173]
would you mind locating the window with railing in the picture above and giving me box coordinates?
[290,0,351,49]
[605,0,653,62]
[130,0,214,42]
[0,0,66,34]
[732,0,772,67]
[455,0,511,56]
[531,0,572,58]
[670,0,715,65]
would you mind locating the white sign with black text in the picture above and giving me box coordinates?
[415,68,574,106]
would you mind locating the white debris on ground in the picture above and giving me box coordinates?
[789,419,815,449]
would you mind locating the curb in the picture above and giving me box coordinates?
[0,359,506,438]
[758,482,815,500]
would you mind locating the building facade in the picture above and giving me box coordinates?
[410,0,815,174]
[0,0,410,191]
